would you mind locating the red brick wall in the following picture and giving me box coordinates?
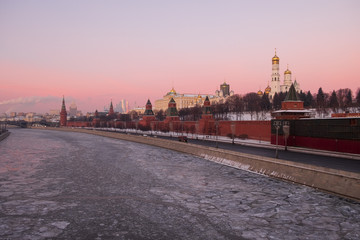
[272,134,360,154]
[66,121,91,127]
[219,121,271,141]
[281,101,304,110]
[66,119,271,141]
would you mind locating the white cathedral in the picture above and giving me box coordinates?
[268,50,300,100]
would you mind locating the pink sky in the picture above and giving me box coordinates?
[1,0,360,114]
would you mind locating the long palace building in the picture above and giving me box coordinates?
[154,82,234,111]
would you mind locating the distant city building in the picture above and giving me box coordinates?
[132,107,146,115]
[49,109,60,115]
[69,101,77,117]
[115,99,129,113]
[66,101,82,117]
[268,49,300,100]
[24,112,42,122]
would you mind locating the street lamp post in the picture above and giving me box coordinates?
[283,125,290,151]
[150,122,154,136]
[182,122,184,136]
[135,120,138,135]
[231,122,235,144]
[169,122,173,138]
[195,122,199,140]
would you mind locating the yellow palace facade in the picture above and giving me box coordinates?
[154,82,233,111]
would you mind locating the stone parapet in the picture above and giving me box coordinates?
[0,131,10,142]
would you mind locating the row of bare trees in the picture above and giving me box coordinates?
[177,87,360,121]
[177,93,272,121]
[69,87,360,122]
[314,88,358,116]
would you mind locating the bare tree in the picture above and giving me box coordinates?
[155,110,165,121]
[243,92,261,120]
[272,93,281,110]
[337,88,352,112]
[212,102,228,120]
[316,87,328,117]
[329,90,339,113]
[226,94,244,120]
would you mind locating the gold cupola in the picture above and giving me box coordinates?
[167,87,177,95]
[272,48,279,64]
[284,65,292,75]
[265,85,271,95]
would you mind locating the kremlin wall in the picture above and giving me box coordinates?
[63,95,272,142]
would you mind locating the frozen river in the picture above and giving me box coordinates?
[0,128,359,239]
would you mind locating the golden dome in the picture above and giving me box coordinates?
[265,85,271,94]
[284,69,292,75]
[272,55,279,64]
[272,49,279,63]
[272,55,279,61]
[167,87,176,95]
[257,90,263,96]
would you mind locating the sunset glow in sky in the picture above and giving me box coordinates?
[1,0,360,113]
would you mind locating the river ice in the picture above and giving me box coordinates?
[0,128,359,239]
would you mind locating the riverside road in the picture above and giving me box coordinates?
[0,128,359,239]
[146,134,360,173]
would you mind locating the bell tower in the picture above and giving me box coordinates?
[270,49,281,99]
[283,65,292,92]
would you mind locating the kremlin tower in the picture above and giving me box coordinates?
[202,96,213,119]
[144,99,155,116]
[60,96,67,127]
[272,84,310,119]
[93,110,100,127]
[141,99,156,126]
[108,100,115,117]
[164,98,179,123]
